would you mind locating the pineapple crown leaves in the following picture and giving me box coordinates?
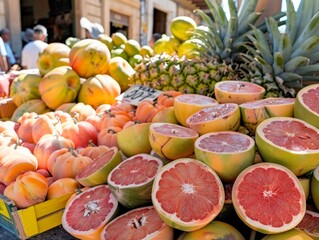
[193,0,284,62]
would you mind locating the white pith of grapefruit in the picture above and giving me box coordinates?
[255,117,319,176]
[152,158,225,232]
[232,162,306,234]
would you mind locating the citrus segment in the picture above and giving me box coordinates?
[194,131,255,182]
[294,83,319,128]
[174,94,218,126]
[152,158,224,232]
[232,162,306,234]
[214,80,265,104]
[186,103,241,135]
[255,117,319,176]
[62,185,119,240]
[107,154,163,208]
[100,206,174,240]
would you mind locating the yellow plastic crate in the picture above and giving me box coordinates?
[0,193,71,239]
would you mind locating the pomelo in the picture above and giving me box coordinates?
[153,35,180,55]
[214,80,266,104]
[124,39,141,57]
[232,162,306,234]
[97,34,113,51]
[111,32,127,47]
[149,122,199,161]
[296,210,319,239]
[186,103,241,135]
[261,228,313,239]
[100,206,174,240]
[110,47,129,60]
[240,97,295,134]
[75,147,122,187]
[255,117,319,176]
[294,83,319,128]
[152,106,179,124]
[299,177,310,200]
[194,131,255,182]
[174,94,218,126]
[311,165,319,211]
[107,154,163,208]
[177,220,245,240]
[62,185,119,240]
[170,16,197,42]
[116,122,152,157]
[152,158,225,232]
[140,45,154,57]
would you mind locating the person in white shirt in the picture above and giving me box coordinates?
[0,28,16,69]
[0,37,8,72]
[21,25,48,69]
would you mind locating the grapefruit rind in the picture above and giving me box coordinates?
[149,123,199,161]
[311,166,319,211]
[294,84,319,129]
[107,154,163,208]
[255,117,319,176]
[261,228,313,240]
[100,206,174,240]
[232,162,306,234]
[75,147,122,187]
[214,80,266,104]
[186,103,241,135]
[61,185,119,240]
[116,123,152,157]
[174,94,218,126]
[194,131,255,182]
[240,98,295,134]
[152,158,225,232]
[177,220,245,240]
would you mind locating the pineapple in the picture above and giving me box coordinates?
[129,0,271,96]
[242,0,319,97]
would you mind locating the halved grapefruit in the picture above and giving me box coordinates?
[100,206,174,240]
[296,210,319,239]
[255,117,319,176]
[194,131,255,182]
[177,220,245,240]
[149,123,199,161]
[152,158,225,232]
[294,83,319,128]
[62,184,119,240]
[214,80,265,104]
[107,154,163,208]
[186,103,241,135]
[232,162,306,234]
[174,94,218,126]
[240,97,295,134]
[75,147,122,187]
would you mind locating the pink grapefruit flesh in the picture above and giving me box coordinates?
[232,162,306,234]
[152,158,224,232]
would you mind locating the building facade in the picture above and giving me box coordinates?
[0,0,200,62]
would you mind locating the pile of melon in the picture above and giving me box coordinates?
[1,50,319,240]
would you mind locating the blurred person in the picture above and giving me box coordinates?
[0,28,16,69]
[21,28,34,47]
[148,33,162,47]
[0,36,8,72]
[80,17,104,39]
[21,25,48,69]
